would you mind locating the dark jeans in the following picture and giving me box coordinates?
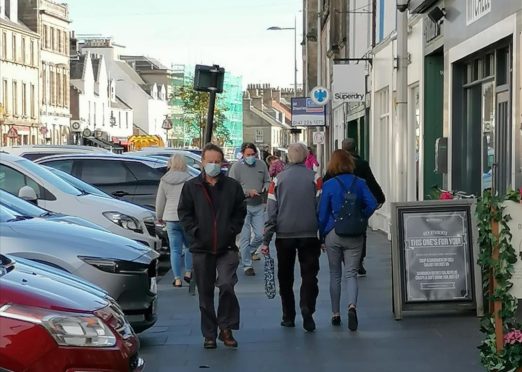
[360,231,367,267]
[275,237,321,321]
[192,250,240,339]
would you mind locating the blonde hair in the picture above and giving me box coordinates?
[167,153,187,171]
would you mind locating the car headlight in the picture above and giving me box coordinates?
[79,256,149,274]
[0,304,116,347]
[103,212,143,233]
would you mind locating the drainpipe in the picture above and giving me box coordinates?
[396,0,409,202]
[316,0,323,173]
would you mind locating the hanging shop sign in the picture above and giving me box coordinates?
[332,64,366,105]
[291,97,326,127]
[391,200,483,319]
[310,86,329,106]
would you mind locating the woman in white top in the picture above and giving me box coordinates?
[155,154,193,287]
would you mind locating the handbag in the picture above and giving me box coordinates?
[333,176,368,237]
[264,254,276,299]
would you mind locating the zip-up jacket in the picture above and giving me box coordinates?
[263,163,322,245]
[178,173,246,255]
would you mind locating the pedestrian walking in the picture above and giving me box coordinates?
[260,143,322,332]
[318,150,378,331]
[155,154,193,287]
[178,143,247,349]
[266,155,286,179]
[324,138,385,276]
[305,146,319,171]
[228,143,270,276]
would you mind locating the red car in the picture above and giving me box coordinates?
[0,255,144,372]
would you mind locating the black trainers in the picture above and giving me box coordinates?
[280,319,295,328]
[303,315,316,332]
[348,308,358,331]
[358,265,367,277]
[331,315,341,326]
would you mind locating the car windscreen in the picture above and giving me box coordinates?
[14,159,82,196]
[0,205,24,222]
[46,167,112,198]
[0,189,47,217]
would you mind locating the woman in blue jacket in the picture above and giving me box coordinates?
[318,150,378,331]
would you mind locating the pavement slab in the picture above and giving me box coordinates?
[139,231,484,372]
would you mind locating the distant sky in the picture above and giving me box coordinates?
[64,0,302,89]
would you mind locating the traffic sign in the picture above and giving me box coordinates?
[7,127,18,139]
[313,131,325,145]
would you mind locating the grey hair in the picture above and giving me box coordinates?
[167,153,187,171]
[287,142,308,164]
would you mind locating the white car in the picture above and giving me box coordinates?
[0,153,161,250]
[1,144,109,161]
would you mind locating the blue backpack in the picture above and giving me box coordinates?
[333,176,368,237]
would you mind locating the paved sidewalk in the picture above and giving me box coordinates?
[140,231,484,372]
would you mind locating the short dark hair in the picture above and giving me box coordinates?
[241,142,257,154]
[202,143,224,161]
[342,138,356,154]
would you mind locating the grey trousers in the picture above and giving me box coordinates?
[192,250,240,339]
[325,230,364,314]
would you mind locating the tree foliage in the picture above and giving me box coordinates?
[172,84,231,148]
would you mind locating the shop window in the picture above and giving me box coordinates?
[496,47,509,86]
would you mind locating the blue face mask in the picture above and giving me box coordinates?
[204,163,221,177]
[244,156,256,166]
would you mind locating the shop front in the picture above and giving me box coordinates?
[445,1,522,196]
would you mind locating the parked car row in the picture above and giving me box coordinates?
[0,146,185,371]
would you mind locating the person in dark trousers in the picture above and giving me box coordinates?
[260,143,322,332]
[323,138,385,276]
[178,143,247,349]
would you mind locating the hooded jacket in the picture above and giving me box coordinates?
[155,170,193,221]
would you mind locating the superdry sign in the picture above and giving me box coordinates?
[332,64,366,105]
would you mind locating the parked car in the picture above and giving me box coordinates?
[0,254,144,371]
[126,147,231,172]
[0,204,159,332]
[125,148,203,170]
[45,166,113,198]
[0,189,109,232]
[36,153,168,210]
[0,153,161,250]
[1,144,109,160]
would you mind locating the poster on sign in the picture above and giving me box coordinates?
[400,210,473,303]
[291,97,326,127]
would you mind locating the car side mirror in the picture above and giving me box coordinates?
[18,186,38,205]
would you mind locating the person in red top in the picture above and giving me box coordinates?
[305,146,319,171]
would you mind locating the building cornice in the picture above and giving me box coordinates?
[0,19,40,38]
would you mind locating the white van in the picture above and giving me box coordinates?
[0,153,161,250]
[1,145,109,161]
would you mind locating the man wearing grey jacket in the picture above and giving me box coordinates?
[260,143,322,332]
[229,142,270,276]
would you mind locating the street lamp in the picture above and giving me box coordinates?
[267,16,298,97]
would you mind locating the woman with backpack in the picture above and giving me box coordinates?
[317,150,378,331]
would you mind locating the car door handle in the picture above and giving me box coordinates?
[112,191,130,197]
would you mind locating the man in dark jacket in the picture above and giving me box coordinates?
[178,143,246,349]
[323,138,385,276]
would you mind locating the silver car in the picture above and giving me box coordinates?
[0,189,109,232]
[0,205,159,333]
